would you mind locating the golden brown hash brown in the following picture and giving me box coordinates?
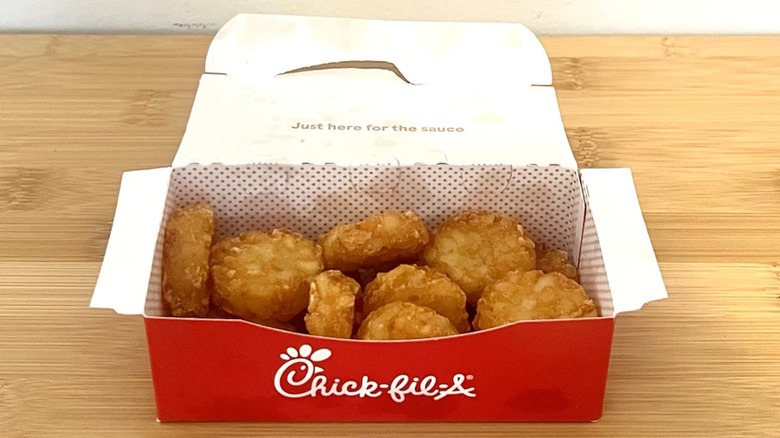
[363,264,469,333]
[163,203,600,338]
[423,211,536,306]
[357,301,458,341]
[305,270,361,339]
[161,204,215,317]
[320,211,429,272]
[243,316,297,332]
[210,230,323,322]
[474,270,597,330]
[536,247,579,281]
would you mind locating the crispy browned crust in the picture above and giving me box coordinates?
[363,264,469,333]
[305,270,361,339]
[161,204,215,317]
[423,211,536,306]
[320,211,429,272]
[243,316,297,332]
[210,229,323,322]
[357,301,458,340]
[474,270,597,330]
[536,247,579,281]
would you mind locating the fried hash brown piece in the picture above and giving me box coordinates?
[210,230,323,322]
[245,316,297,332]
[423,211,536,306]
[536,247,579,281]
[206,289,300,332]
[320,211,429,272]
[305,270,361,339]
[357,301,458,340]
[205,303,234,319]
[474,270,597,330]
[363,264,469,333]
[161,204,215,317]
[348,261,403,289]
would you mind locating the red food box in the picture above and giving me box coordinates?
[91,14,666,422]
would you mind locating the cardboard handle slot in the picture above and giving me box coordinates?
[279,60,413,84]
[205,14,553,86]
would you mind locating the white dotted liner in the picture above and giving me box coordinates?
[500,165,582,254]
[578,186,614,317]
[144,163,584,316]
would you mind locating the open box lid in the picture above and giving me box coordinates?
[204,14,552,86]
[172,14,578,169]
[91,15,665,317]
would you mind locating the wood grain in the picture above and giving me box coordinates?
[1,34,779,437]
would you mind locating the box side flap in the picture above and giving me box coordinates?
[205,14,552,86]
[580,168,667,314]
[91,168,171,315]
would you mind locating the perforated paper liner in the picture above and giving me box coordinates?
[579,189,614,317]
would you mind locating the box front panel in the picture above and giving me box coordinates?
[143,162,614,422]
[145,316,614,422]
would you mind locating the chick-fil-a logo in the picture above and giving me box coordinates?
[273,344,476,402]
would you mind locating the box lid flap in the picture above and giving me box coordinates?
[174,14,577,179]
[205,14,552,86]
[581,168,667,315]
[172,73,576,168]
[91,168,171,315]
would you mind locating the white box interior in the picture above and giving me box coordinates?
[143,163,614,318]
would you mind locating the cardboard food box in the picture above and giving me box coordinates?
[91,14,667,422]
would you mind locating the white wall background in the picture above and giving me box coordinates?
[1,0,778,34]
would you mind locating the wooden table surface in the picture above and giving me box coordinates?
[1,34,779,437]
